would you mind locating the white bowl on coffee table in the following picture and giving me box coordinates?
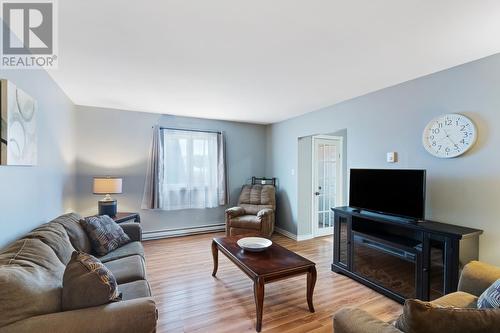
[237,237,272,252]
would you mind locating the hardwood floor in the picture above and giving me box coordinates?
[143,233,402,333]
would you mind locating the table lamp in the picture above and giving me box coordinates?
[93,176,123,217]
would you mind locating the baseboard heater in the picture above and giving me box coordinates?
[143,223,225,240]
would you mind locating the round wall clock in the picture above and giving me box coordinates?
[422,113,477,158]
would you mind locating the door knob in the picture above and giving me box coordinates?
[315,192,321,196]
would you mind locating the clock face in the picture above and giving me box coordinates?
[422,114,477,158]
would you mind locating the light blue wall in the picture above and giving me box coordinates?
[2,53,498,266]
[74,106,267,235]
[0,70,76,248]
[266,53,500,265]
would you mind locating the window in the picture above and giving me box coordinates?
[161,129,220,210]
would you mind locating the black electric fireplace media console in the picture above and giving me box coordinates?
[331,206,483,303]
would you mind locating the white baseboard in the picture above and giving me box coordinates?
[297,233,314,241]
[142,223,225,240]
[274,227,314,241]
[274,226,297,240]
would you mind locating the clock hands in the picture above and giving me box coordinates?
[443,129,460,150]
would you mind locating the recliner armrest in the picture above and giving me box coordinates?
[226,207,245,218]
[0,298,157,333]
[257,208,274,219]
[120,222,142,242]
[333,308,402,333]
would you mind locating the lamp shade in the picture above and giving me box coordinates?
[93,177,123,194]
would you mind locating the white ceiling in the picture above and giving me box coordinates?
[51,1,500,124]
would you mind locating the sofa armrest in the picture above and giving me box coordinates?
[225,207,245,218]
[334,308,402,333]
[120,222,142,242]
[0,298,157,333]
[458,260,500,297]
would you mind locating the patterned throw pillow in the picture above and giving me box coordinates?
[478,279,500,309]
[81,215,130,256]
[62,251,121,311]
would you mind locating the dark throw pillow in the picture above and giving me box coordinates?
[81,215,130,256]
[395,299,500,333]
[62,251,121,311]
[478,279,500,309]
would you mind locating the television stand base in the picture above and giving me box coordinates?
[331,206,483,303]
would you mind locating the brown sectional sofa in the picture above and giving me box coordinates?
[333,260,500,333]
[0,213,157,333]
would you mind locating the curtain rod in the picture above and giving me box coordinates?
[154,126,222,134]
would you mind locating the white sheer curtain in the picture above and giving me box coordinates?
[162,129,220,210]
[142,127,227,211]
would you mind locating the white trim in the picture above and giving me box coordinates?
[274,227,313,241]
[313,134,342,140]
[297,233,314,241]
[142,223,225,240]
[274,227,297,240]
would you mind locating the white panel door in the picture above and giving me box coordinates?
[312,137,342,237]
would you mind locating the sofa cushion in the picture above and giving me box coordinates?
[62,251,121,311]
[230,215,261,230]
[98,241,145,263]
[120,280,152,301]
[478,279,500,309]
[53,213,92,253]
[431,291,478,308]
[395,299,500,333]
[104,255,146,284]
[0,238,64,327]
[81,216,131,256]
[334,307,403,333]
[25,222,75,264]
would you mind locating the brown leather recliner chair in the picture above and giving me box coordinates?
[225,184,276,238]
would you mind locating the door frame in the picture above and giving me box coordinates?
[311,135,344,237]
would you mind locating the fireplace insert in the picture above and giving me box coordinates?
[352,232,422,299]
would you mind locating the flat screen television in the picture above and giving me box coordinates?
[349,169,426,220]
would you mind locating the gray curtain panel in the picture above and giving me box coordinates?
[217,132,228,205]
[141,125,164,209]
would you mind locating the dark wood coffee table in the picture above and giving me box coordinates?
[211,237,317,332]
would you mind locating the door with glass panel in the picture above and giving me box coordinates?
[312,136,343,237]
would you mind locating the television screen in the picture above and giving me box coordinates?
[349,169,426,220]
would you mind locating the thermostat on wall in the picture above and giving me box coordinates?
[387,152,397,163]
